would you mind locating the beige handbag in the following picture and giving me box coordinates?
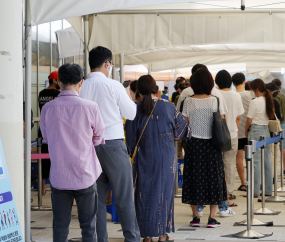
[131,99,158,165]
[268,113,282,133]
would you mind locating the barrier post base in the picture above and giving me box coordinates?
[277,186,285,192]
[265,196,285,203]
[237,218,267,226]
[254,207,277,215]
[31,206,52,211]
[232,230,270,239]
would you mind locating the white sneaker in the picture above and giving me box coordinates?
[219,207,236,217]
[198,207,203,217]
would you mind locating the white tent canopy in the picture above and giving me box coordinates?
[30,0,227,25]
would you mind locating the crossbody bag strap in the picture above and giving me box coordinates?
[134,99,159,151]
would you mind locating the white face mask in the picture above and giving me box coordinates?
[108,65,113,78]
[250,91,256,99]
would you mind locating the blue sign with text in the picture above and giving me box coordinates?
[0,138,23,242]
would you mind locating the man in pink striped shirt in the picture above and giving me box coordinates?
[40,63,105,242]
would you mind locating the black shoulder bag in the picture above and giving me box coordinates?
[211,96,231,152]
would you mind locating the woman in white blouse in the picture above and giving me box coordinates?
[182,68,227,228]
[245,79,274,197]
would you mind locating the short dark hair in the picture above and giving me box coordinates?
[49,79,53,85]
[191,64,207,74]
[215,70,232,89]
[58,63,83,85]
[89,46,112,70]
[232,72,245,86]
[176,76,185,84]
[245,81,251,90]
[272,78,282,88]
[130,80,137,93]
[191,68,214,95]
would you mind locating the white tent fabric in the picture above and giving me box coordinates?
[30,0,222,25]
[56,27,84,58]
[88,13,285,54]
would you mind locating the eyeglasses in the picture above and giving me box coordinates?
[105,60,114,67]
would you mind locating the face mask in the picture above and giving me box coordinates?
[179,83,185,90]
[108,65,113,78]
[250,91,256,99]
[56,84,60,90]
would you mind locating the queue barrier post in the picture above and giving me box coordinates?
[174,139,182,198]
[233,145,268,239]
[277,130,285,192]
[266,132,285,202]
[31,137,52,211]
[255,136,276,215]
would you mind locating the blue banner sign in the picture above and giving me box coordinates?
[0,138,23,242]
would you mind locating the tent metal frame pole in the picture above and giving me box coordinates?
[148,63,152,75]
[120,53,124,84]
[37,25,40,117]
[103,9,285,15]
[112,55,116,80]
[84,15,90,79]
[50,22,52,73]
[24,0,32,241]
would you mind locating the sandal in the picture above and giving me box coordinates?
[228,194,236,200]
[159,234,174,242]
[229,202,238,207]
[143,239,154,242]
[243,194,258,198]
[238,185,247,191]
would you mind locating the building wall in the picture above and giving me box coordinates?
[0,0,24,235]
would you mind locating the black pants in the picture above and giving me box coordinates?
[51,183,98,242]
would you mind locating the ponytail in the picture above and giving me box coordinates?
[141,92,154,115]
[264,89,275,119]
[137,75,157,115]
[250,79,275,120]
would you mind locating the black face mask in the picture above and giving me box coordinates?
[273,91,278,97]
[179,83,185,90]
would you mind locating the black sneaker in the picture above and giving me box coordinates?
[190,216,200,227]
[207,217,221,228]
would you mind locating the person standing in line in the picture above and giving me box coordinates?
[41,63,105,242]
[170,77,185,103]
[125,75,190,242]
[38,71,61,195]
[176,64,228,114]
[182,68,227,228]
[271,78,285,174]
[215,70,244,202]
[161,90,169,100]
[80,46,140,242]
[232,73,252,192]
[245,79,274,197]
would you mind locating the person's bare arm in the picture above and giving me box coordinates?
[183,116,189,124]
[245,118,252,138]
[236,116,240,130]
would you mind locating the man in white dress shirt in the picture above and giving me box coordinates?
[80,46,140,242]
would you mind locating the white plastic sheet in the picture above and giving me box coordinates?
[56,27,84,58]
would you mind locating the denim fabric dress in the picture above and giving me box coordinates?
[248,124,273,196]
[125,99,191,238]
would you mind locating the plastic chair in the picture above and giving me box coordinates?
[106,185,120,223]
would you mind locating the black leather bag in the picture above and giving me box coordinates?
[211,96,231,152]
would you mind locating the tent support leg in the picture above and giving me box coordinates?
[120,53,124,84]
[24,0,32,241]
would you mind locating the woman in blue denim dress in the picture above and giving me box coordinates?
[245,79,275,197]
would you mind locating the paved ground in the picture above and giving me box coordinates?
[30,145,285,242]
